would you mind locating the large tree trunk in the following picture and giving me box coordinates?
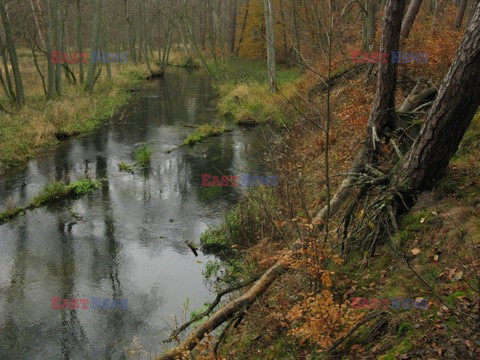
[401,0,423,38]
[367,0,407,151]
[396,2,480,196]
[0,0,25,107]
[263,0,277,93]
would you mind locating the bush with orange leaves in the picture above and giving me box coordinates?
[284,289,364,351]
[271,239,365,352]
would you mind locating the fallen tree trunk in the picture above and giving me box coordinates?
[156,261,289,360]
[398,85,437,113]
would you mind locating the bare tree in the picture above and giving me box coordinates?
[76,0,84,83]
[263,0,277,93]
[84,0,103,92]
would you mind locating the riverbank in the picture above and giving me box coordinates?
[187,55,480,358]
[209,58,301,126]
[0,51,150,174]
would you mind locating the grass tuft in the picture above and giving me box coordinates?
[134,144,153,167]
[119,161,135,173]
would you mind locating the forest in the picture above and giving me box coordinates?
[0,0,479,359]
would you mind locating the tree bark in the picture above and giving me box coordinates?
[263,0,277,93]
[455,0,468,29]
[396,2,480,195]
[401,0,423,38]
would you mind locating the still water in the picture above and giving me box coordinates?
[0,70,273,359]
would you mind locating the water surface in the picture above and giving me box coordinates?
[0,70,273,359]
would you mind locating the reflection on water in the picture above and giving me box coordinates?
[0,69,274,359]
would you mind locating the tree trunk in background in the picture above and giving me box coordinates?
[30,0,45,48]
[291,0,301,61]
[126,0,136,63]
[367,0,406,150]
[396,2,480,196]
[102,15,111,79]
[85,0,102,92]
[431,0,438,29]
[363,0,378,51]
[401,0,423,38]
[141,0,152,74]
[455,0,468,29]
[263,0,277,93]
[50,0,62,96]
[0,0,25,107]
[76,0,84,83]
[45,0,55,98]
[0,37,16,104]
[229,0,237,54]
[236,0,249,55]
[279,0,288,60]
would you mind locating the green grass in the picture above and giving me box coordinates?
[0,178,101,223]
[134,144,153,167]
[182,124,227,146]
[209,58,301,126]
[0,59,149,175]
[210,58,301,86]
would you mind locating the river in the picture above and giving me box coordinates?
[0,69,273,359]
